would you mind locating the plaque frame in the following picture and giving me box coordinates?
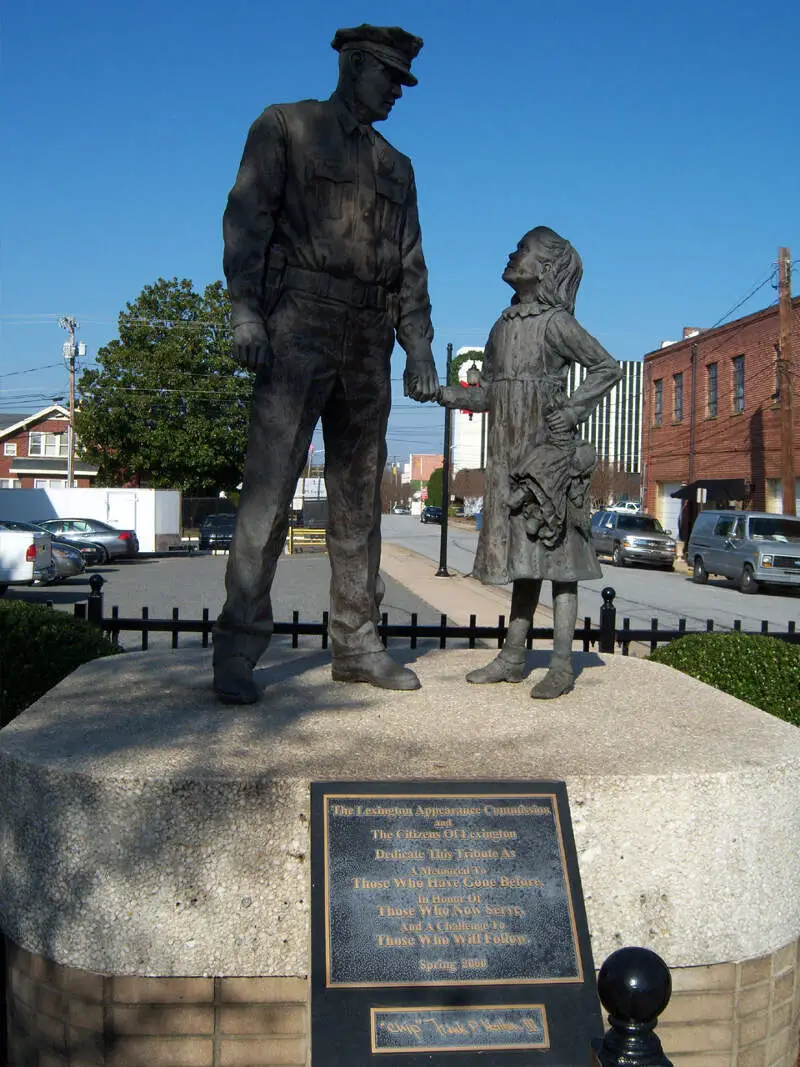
[311,780,601,1066]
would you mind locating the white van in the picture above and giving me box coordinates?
[688,510,800,593]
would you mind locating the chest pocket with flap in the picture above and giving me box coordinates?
[309,158,353,220]
[375,173,406,240]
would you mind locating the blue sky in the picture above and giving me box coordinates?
[2,0,798,458]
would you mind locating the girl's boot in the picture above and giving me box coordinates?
[466,647,526,684]
[466,579,540,685]
[531,580,576,699]
[530,657,574,699]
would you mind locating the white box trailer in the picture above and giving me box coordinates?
[0,488,181,553]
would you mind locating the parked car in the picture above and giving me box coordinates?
[420,505,443,524]
[199,513,237,551]
[35,518,139,562]
[591,511,677,569]
[0,519,103,568]
[48,540,86,580]
[607,501,641,513]
[0,519,88,581]
[688,510,800,594]
[55,538,104,568]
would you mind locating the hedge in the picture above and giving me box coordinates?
[0,601,120,728]
[649,632,800,726]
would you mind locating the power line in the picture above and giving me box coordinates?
[708,267,778,330]
[0,362,64,379]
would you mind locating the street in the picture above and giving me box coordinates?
[382,515,800,634]
[7,518,798,641]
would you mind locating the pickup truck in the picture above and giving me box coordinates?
[0,528,55,595]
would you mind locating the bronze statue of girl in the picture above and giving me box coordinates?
[437,226,622,698]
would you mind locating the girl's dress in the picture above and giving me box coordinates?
[443,304,622,585]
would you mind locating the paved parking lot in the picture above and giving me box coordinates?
[5,551,448,652]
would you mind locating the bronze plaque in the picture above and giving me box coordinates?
[311,781,601,1065]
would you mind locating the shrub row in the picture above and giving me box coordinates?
[649,632,800,726]
[0,601,120,728]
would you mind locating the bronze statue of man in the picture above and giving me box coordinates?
[214,24,439,704]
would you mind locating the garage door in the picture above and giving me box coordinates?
[657,482,683,536]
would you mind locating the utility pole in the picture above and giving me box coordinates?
[436,343,453,577]
[777,248,795,515]
[58,316,80,489]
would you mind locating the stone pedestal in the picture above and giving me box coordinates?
[1,647,799,1066]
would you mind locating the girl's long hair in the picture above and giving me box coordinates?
[527,226,583,314]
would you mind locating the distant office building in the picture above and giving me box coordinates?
[568,360,643,474]
[449,353,642,476]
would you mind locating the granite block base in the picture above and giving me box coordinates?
[1,647,799,1065]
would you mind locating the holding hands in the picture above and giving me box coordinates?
[403,357,440,402]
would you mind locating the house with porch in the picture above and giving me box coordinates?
[0,405,98,489]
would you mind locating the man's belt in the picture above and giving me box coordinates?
[282,266,391,311]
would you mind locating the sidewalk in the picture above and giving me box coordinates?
[379,541,654,658]
[379,542,553,629]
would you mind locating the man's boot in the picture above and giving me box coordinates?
[530,658,574,700]
[332,649,421,691]
[213,653,259,705]
[466,649,526,684]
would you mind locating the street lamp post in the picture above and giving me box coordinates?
[464,360,486,470]
[436,343,453,577]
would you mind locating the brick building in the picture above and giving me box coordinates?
[641,299,800,539]
[0,405,98,489]
[407,453,443,483]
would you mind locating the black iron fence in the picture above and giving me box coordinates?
[75,578,799,656]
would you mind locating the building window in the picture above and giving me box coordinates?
[4,442,18,456]
[28,431,68,457]
[653,379,663,426]
[673,372,683,422]
[706,363,718,417]
[0,478,22,488]
[732,355,745,413]
[33,478,68,489]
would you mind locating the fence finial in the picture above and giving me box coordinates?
[593,946,673,1066]
[598,586,617,653]
[87,573,105,628]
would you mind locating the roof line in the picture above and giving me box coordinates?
[642,295,799,361]
[0,405,70,439]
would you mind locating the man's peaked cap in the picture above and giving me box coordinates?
[331,24,423,86]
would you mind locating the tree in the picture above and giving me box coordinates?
[75,278,252,494]
[453,468,485,501]
[590,461,641,509]
[426,467,444,508]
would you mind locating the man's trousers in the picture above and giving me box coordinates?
[214,289,394,665]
